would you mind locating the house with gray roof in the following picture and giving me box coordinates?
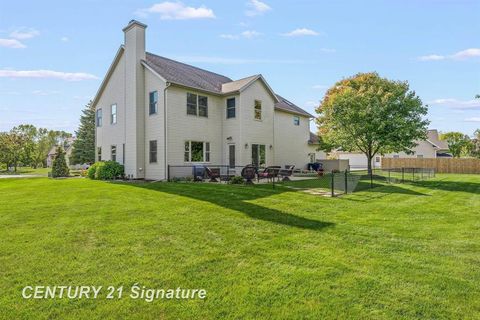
[92,20,321,180]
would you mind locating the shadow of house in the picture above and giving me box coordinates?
[126,182,334,231]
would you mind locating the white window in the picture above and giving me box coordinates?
[184,141,210,162]
[417,155,423,158]
[254,100,262,120]
[149,91,158,115]
[111,145,116,162]
[226,98,236,119]
[252,144,266,167]
[110,104,117,124]
[393,155,400,159]
[186,93,208,117]
[149,140,157,163]
[293,116,300,126]
[375,156,381,163]
[96,109,102,127]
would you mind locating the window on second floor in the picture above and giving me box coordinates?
[149,91,158,115]
[226,98,236,119]
[96,109,102,127]
[254,100,262,120]
[293,116,300,126]
[111,104,117,124]
[186,93,208,117]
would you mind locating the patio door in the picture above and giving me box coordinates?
[228,144,235,168]
[251,144,266,167]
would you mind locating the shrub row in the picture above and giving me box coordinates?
[87,161,124,180]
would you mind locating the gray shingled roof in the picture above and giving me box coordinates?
[145,52,232,93]
[275,94,314,117]
[144,52,313,117]
[308,132,320,144]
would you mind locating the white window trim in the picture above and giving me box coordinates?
[226,97,236,119]
[110,104,117,125]
[254,99,262,121]
[184,141,211,163]
[186,93,208,118]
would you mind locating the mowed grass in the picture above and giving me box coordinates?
[0,175,479,319]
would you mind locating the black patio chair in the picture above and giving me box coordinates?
[241,165,256,185]
[205,167,220,182]
[279,165,295,181]
[257,166,281,183]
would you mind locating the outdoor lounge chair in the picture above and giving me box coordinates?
[279,165,295,181]
[241,165,257,184]
[257,166,281,183]
[205,167,221,182]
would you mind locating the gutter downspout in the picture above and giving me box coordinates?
[164,82,171,180]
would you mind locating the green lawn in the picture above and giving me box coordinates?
[0,175,479,319]
[0,167,51,176]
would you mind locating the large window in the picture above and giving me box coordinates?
[293,116,300,126]
[149,140,157,163]
[251,144,266,167]
[111,145,116,162]
[226,98,236,119]
[97,147,102,161]
[254,100,262,120]
[111,104,117,124]
[184,141,210,162]
[187,93,208,117]
[96,109,102,127]
[149,91,158,115]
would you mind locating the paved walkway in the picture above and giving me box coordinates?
[0,174,43,179]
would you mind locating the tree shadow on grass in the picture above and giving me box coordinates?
[126,182,334,231]
[342,182,429,203]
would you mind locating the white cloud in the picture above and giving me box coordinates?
[282,28,320,37]
[219,30,261,40]
[245,0,271,16]
[9,28,40,40]
[136,2,215,20]
[418,48,480,61]
[418,54,445,61]
[0,69,99,81]
[32,90,60,96]
[61,36,69,42]
[305,100,319,108]
[312,84,328,90]
[464,117,480,122]
[451,48,480,60]
[241,30,261,38]
[0,38,26,49]
[429,98,480,109]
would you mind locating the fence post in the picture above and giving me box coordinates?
[370,170,373,188]
[388,168,391,183]
[331,171,335,197]
[344,169,348,194]
[413,168,415,182]
[402,167,405,183]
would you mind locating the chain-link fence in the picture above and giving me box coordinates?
[167,164,435,197]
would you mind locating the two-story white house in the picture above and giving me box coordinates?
[93,20,322,180]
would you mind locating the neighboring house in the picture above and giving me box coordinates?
[46,137,75,167]
[337,129,451,170]
[93,20,320,180]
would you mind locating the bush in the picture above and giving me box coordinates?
[87,163,98,179]
[229,176,244,184]
[51,146,70,178]
[95,161,124,180]
[87,161,124,180]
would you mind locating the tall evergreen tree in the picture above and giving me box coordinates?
[51,146,70,177]
[71,101,95,164]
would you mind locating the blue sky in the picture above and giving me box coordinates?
[1,0,479,135]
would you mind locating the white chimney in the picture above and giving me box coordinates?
[123,20,147,179]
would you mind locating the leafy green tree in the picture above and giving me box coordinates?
[51,146,70,177]
[71,101,95,164]
[0,131,26,172]
[316,72,429,172]
[440,132,471,158]
[471,129,480,158]
[12,124,38,167]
